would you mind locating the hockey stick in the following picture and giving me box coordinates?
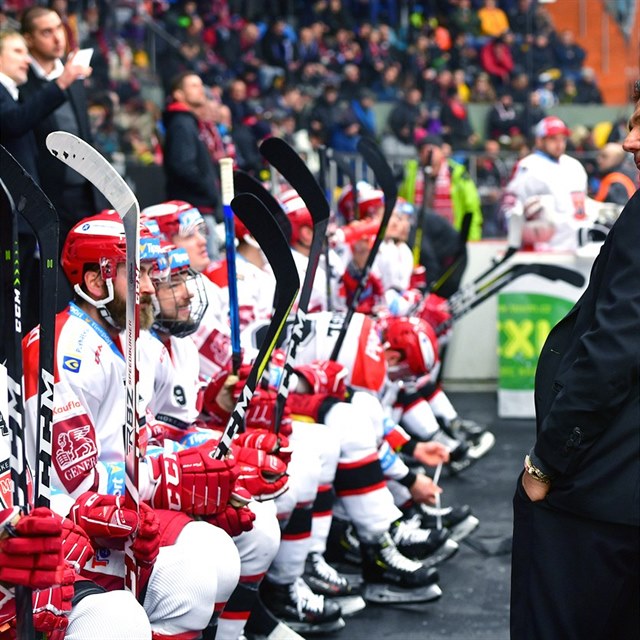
[46,131,141,595]
[429,211,473,295]
[412,157,434,266]
[329,137,398,361]
[211,193,299,459]
[233,170,292,243]
[318,145,334,311]
[0,178,35,639]
[259,137,330,433]
[220,158,241,375]
[437,263,586,336]
[0,147,58,510]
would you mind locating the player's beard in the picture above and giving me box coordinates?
[106,294,155,330]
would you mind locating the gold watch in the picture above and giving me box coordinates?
[524,454,552,484]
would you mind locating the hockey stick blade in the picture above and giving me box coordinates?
[233,170,292,242]
[0,147,58,508]
[212,193,299,459]
[329,137,397,361]
[440,263,585,334]
[46,131,141,595]
[258,137,331,432]
[430,211,473,295]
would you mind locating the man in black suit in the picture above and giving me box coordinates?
[20,5,105,311]
[0,28,90,330]
[510,82,640,640]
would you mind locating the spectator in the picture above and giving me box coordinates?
[509,72,530,103]
[329,109,361,153]
[476,138,510,237]
[553,29,586,81]
[350,88,377,139]
[371,62,401,102]
[309,81,341,144]
[486,88,522,144]
[480,33,515,86]
[533,79,558,109]
[338,62,363,103]
[528,33,558,81]
[519,90,547,138]
[162,71,220,252]
[452,68,471,103]
[259,17,295,87]
[508,0,552,38]
[592,143,637,205]
[470,72,497,103]
[387,85,425,149]
[440,86,479,150]
[478,0,511,38]
[20,5,107,312]
[558,77,579,104]
[449,0,482,41]
[575,67,603,104]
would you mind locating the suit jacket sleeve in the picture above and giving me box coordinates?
[0,82,66,141]
[534,190,640,475]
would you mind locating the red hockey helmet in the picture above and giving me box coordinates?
[141,200,207,241]
[382,316,438,381]
[337,181,384,223]
[279,188,313,245]
[62,210,163,310]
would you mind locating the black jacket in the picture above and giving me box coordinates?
[162,103,219,215]
[0,80,65,182]
[18,67,102,221]
[533,189,640,526]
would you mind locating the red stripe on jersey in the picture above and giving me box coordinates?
[336,452,379,470]
[336,480,387,497]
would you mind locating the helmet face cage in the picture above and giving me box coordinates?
[152,246,209,338]
[141,201,207,242]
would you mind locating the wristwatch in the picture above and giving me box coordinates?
[524,454,552,484]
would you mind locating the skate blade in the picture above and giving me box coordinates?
[286,616,346,636]
[363,582,442,604]
[333,594,367,616]
[449,515,480,543]
[467,432,496,460]
[420,539,459,568]
[245,620,306,640]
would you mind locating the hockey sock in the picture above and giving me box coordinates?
[309,483,335,555]
[267,503,313,585]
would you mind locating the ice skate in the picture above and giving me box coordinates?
[325,517,363,566]
[360,532,442,604]
[404,502,480,543]
[259,577,345,635]
[245,593,309,640]
[303,552,366,616]
[390,517,459,567]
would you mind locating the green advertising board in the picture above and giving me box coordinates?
[498,292,575,391]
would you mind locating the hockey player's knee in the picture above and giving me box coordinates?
[66,590,151,639]
[235,500,281,575]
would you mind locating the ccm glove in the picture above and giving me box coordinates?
[149,440,239,516]
[0,506,64,589]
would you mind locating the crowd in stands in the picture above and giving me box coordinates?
[1,0,634,237]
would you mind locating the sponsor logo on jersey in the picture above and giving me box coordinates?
[54,419,99,492]
[92,547,111,568]
[94,344,103,365]
[53,399,82,416]
[62,355,81,373]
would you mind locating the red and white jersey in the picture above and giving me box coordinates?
[373,239,414,292]
[145,332,203,431]
[204,255,276,330]
[191,277,233,381]
[241,311,387,394]
[504,151,590,250]
[22,305,167,503]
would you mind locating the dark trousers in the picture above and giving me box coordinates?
[511,473,640,640]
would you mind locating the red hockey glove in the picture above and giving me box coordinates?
[206,502,256,537]
[418,293,451,333]
[235,429,293,465]
[409,265,427,291]
[287,392,341,424]
[232,445,289,502]
[202,369,240,424]
[0,506,64,589]
[244,388,293,438]
[294,360,349,399]
[32,566,75,640]
[69,492,138,548]
[131,502,160,570]
[60,517,95,573]
[341,266,384,314]
[149,441,239,516]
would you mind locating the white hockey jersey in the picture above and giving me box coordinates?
[503,150,590,250]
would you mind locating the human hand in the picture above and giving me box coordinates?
[521,471,550,502]
[408,473,442,505]
[413,441,450,467]
[57,50,93,90]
